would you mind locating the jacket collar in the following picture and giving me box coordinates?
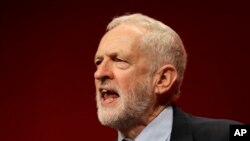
[170,105,193,141]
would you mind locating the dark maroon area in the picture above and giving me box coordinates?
[0,0,249,140]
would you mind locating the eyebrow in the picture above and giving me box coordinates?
[108,52,119,58]
[94,52,119,61]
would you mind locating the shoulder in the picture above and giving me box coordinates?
[171,106,242,141]
[190,115,241,141]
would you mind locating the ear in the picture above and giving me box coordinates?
[153,64,178,95]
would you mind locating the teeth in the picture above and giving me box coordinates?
[99,88,119,97]
[102,89,108,93]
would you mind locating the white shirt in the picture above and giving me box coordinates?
[118,106,173,141]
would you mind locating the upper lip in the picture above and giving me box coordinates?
[98,87,119,97]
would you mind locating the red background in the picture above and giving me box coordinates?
[0,0,249,140]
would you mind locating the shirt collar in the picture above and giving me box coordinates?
[118,106,173,141]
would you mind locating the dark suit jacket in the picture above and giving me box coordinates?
[116,105,241,141]
[170,105,241,141]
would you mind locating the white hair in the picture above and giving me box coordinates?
[107,13,187,95]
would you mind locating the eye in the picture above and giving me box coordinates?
[95,59,102,66]
[114,57,123,62]
[113,57,129,69]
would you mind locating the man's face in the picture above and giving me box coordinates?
[94,25,156,129]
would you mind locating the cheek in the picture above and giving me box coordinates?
[116,74,135,91]
[115,68,149,93]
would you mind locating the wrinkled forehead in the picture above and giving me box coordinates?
[95,25,146,58]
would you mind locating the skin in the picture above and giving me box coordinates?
[94,24,178,139]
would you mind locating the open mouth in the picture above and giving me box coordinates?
[100,88,120,105]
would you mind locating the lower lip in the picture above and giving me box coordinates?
[101,97,119,105]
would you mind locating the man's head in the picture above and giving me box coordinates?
[94,13,187,131]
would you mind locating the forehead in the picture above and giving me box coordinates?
[95,25,145,58]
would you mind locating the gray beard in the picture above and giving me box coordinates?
[96,78,155,131]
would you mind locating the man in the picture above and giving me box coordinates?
[94,13,240,141]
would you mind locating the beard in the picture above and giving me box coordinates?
[96,77,156,131]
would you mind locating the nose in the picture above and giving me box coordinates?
[94,60,114,81]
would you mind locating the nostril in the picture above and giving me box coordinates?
[101,76,110,83]
[97,76,110,86]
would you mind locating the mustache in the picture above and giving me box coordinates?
[96,83,120,94]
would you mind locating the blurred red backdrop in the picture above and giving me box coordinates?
[0,0,249,141]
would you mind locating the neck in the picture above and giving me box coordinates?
[119,104,167,139]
